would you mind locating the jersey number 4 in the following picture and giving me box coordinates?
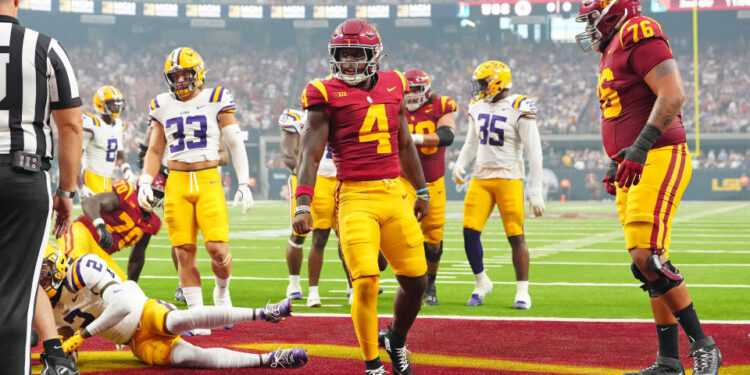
[166,115,208,153]
[359,104,392,154]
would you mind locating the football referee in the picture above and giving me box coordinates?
[0,0,82,373]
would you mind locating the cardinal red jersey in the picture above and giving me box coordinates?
[301,71,408,181]
[77,180,162,254]
[406,95,457,183]
[598,16,686,158]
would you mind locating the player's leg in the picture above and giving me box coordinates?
[286,175,308,299]
[462,178,496,306]
[34,285,78,374]
[171,246,186,303]
[307,175,338,307]
[169,340,307,369]
[494,179,531,309]
[306,229,330,307]
[421,177,447,306]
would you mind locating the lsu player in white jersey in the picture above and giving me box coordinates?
[138,47,254,335]
[79,86,135,197]
[39,244,308,369]
[453,60,545,308]
[278,108,344,307]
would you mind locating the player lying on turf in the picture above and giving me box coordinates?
[39,243,308,369]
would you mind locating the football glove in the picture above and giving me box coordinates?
[137,174,154,212]
[602,160,618,196]
[61,330,86,354]
[452,165,467,185]
[615,124,662,188]
[529,194,545,217]
[121,165,136,186]
[93,218,113,250]
[233,183,254,215]
[79,184,94,198]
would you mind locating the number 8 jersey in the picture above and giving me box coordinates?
[148,86,237,163]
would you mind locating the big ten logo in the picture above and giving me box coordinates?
[711,178,741,192]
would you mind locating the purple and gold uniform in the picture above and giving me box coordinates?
[301,70,427,280]
[598,16,692,253]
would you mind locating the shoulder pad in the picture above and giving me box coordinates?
[278,108,306,134]
[210,86,237,114]
[83,112,100,128]
[148,96,161,111]
[392,70,408,93]
[512,95,537,113]
[439,96,458,114]
[301,79,329,110]
[112,180,136,202]
[67,254,108,292]
[618,16,669,50]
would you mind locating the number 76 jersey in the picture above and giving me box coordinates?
[148,86,237,163]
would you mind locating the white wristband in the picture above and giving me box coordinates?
[92,218,105,227]
[411,133,425,145]
[119,163,131,173]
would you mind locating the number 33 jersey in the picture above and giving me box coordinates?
[148,86,237,163]
[81,113,126,177]
[466,94,537,180]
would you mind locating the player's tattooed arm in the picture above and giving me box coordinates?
[644,58,685,132]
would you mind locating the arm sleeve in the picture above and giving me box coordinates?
[221,124,250,184]
[47,39,82,110]
[83,282,131,337]
[81,115,94,150]
[519,117,543,197]
[455,114,478,169]
[628,38,675,77]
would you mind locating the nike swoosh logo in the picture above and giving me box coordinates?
[660,327,670,332]
[425,109,432,113]
[402,194,407,199]
[197,105,207,109]
[72,295,78,302]
[210,181,218,184]
[387,87,397,92]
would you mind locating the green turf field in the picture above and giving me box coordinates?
[107,200,750,321]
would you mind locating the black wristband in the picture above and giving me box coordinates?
[632,124,662,152]
[435,126,455,147]
[56,189,75,198]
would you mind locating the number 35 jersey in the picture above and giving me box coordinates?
[81,113,126,177]
[148,86,237,163]
[598,16,685,158]
[466,94,537,180]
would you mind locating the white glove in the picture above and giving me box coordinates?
[411,133,424,145]
[137,174,154,212]
[452,165,467,185]
[233,183,254,215]
[79,184,94,198]
[529,194,545,217]
[122,166,136,186]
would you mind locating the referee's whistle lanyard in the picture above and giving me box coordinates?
[189,171,200,194]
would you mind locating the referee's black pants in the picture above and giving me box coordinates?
[0,164,52,374]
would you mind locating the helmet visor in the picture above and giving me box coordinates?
[104,99,123,115]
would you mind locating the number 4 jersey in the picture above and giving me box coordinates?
[598,16,685,158]
[148,86,237,163]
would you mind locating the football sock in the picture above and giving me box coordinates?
[673,303,707,343]
[516,281,529,295]
[427,274,436,285]
[351,276,380,361]
[170,340,262,368]
[656,324,680,359]
[473,271,491,289]
[463,228,484,274]
[288,275,301,292]
[165,306,258,334]
[214,276,230,304]
[365,357,383,370]
[42,338,65,358]
[308,286,319,296]
[183,287,204,309]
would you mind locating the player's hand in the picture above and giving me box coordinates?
[414,198,429,222]
[122,167,136,186]
[233,183,254,215]
[137,174,154,212]
[61,330,86,354]
[78,184,94,198]
[602,160,618,196]
[452,165,467,185]
[292,212,313,235]
[94,219,113,250]
[615,147,648,188]
[529,194,545,217]
[52,194,73,238]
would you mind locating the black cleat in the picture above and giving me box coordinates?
[378,325,413,375]
[689,336,722,375]
[623,355,684,375]
[40,352,79,375]
[365,357,386,375]
[423,282,438,306]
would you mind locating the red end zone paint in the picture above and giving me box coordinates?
[32,316,750,374]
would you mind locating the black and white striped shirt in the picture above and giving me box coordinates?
[0,15,81,159]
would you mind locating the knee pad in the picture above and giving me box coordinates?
[424,241,443,263]
[631,260,684,298]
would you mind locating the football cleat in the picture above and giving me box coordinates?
[467,280,493,306]
[513,292,532,310]
[260,298,293,323]
[365,366,387,375]
[306,290,322,308]
[423,282,438,306]
[623,355,685,375]
[689,337,722,375]
[174,285,186,303]
[268,347,308,368]
[378,325,413,375]
[40,352,80,375]
[286,283,304,300]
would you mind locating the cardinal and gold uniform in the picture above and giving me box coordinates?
[148,86,236,246]
[401,96,457,244]
[302,71,426,281]
[599,16,691,253]
[81,112,126,194]
[60,180,161,280]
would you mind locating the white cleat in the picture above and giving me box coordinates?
[307,291,322,307]
[467,279,493,306]
[513,292,532,310]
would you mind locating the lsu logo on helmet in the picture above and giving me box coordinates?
[164,47,205,98]
[93,86,124,120]
[472,60,512,103]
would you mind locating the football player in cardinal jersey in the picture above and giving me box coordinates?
[79,86,134,197]
[39,245,308,369]
[139,47,255,336]
[452,60,545,309]
[278,108,345,307]
[292,19,428,375]
[59,177,164,281]
[401,69,457,306]
[577,0,720,373]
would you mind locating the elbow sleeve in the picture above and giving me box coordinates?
[435,126,455,147]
